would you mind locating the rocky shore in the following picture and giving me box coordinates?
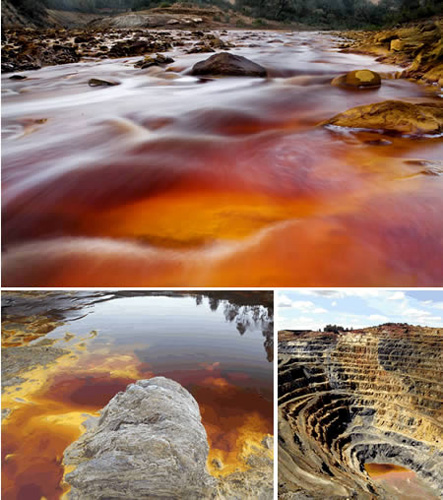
[63,377,216,499]
[63,377,274,499]
[339,17,443,86]
[3,27,442,139]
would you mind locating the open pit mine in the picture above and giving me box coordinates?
[278,324,442,499]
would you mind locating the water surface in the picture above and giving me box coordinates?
[2,30,442,285]
[365,462,439,500]
[2,291,273,500]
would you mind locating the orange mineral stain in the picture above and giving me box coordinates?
[365,463,410,477]
[2,334,272,499]
[365,463,440,500]
[1,343,146,500]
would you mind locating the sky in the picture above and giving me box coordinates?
[276,290,443,331]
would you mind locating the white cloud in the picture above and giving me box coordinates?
[292,301,327,314]
[387,291,405,301]
[277,294,293,308]
[403,308,432,317]
[420,301,443,310]
[276,294,327,314]
[277,290,443,330]
[369,314,389,322]
[293,289,385,300]
[279,316,323,331]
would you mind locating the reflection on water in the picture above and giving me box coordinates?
[2,30,442,286]
[365,463,440,500]
[1,291,273,499]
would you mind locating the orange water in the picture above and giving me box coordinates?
[2,30,442,286]
[365,463,440,499]
[2,293,273,499]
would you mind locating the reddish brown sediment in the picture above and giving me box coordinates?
[2,292,273,499]
[2,357,272,497]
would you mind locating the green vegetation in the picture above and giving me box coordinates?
[9,0,443,27]
[324,324,353,333]
[253,18,266,27]
[236,0,442,28]
[11,0,48,24]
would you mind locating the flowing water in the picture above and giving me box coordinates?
[1,291,273,500]
[2,30,442,286]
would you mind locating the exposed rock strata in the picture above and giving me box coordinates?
[278,325,443,499]
[63,377,215,499]
[340,19,443,85]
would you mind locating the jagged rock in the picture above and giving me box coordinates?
[134,53,175,69]
[108,39,171,58]
[187,44,215,54]
[88,78,119,87]
[332,69,381,89]
[340,20,443,85]
[63,377,215,499]
[279,325,443,499]
[209,37,229,49]
[322,100,443,136]
[190,52,267,77]
[390,38,404,51]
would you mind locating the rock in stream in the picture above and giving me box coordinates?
[63,377,215,499]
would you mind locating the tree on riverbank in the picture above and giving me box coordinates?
[6,0,443,28]
[235,0,442,27]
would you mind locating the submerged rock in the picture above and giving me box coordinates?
[322,100,443,136]
[332,69,381,89]
[88,78,119,87]
[2,345,68,391]
[134,53,175,69]
[63,377,214,499]
[191,52,267,77]
[187,44,215,54]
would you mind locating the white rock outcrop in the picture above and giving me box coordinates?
[63,377,215,499]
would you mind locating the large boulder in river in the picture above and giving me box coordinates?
[191,52,267,77]
[332,69,381,89]
[322,100,443,136]
[63,377,215,499]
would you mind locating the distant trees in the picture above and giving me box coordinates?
[324,324,346,333]
[12,0,442,26]
[324,324,354,333]
[45,0,131,12]
[11,0,49,24]
[43,0,232,13]
[235,0,442,27]
[397,0,442,21]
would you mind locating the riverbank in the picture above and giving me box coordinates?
[338,17,442,86]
